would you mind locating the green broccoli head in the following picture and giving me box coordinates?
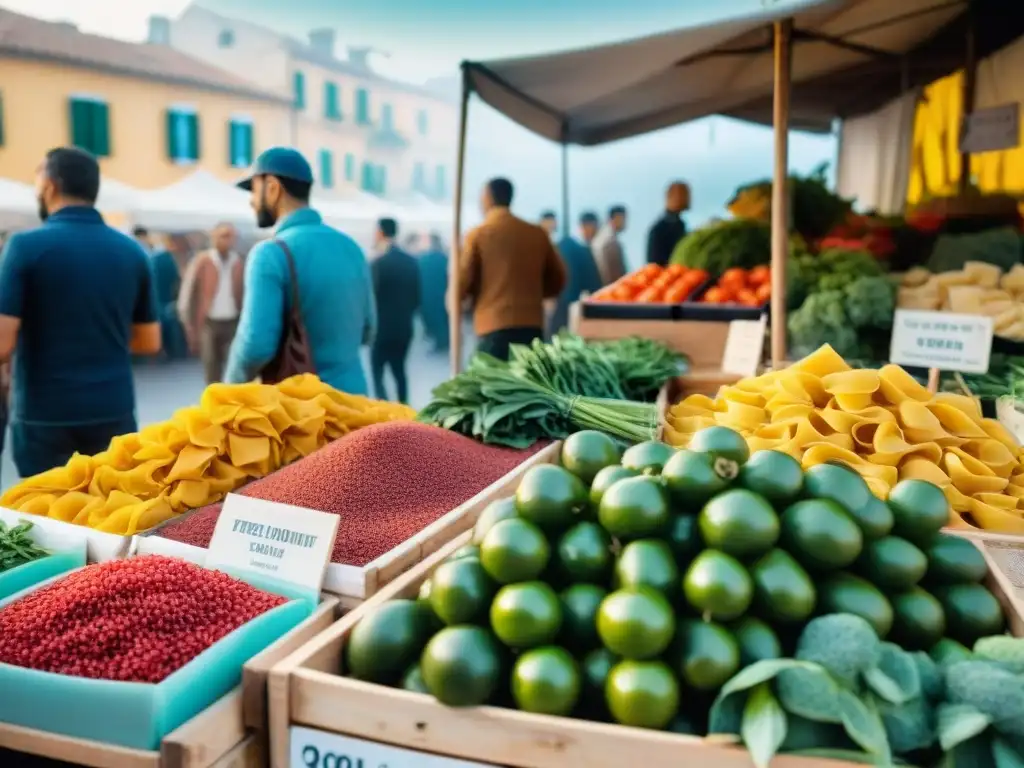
[795,613,881,686]
[877,695,935,755]
[788,292,859,359]
[844,276,895,329]
[945,659,1024,737]
[974,636,1024,675]
[912,651,943,700]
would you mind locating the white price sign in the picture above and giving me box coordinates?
[721,314,768,377]
[290,727,499,768]
[889,310,993,374]
[960,103,1021,154]
[206,495,339,593]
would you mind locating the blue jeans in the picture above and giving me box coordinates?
[11,415,137,478]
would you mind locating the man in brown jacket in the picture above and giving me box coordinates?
[178,222,244,384]
[458,178,566,361]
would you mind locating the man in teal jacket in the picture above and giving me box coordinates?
[225,148,376,394]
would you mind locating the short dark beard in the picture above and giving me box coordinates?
[37,195,49,222]
[255,187,277,229]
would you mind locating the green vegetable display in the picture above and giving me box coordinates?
[928,227,1022,274]
[418,335,683,448]
[342,426,1013,768]
[0,521,49,574]
[669,219,771,276]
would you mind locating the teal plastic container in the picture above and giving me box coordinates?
[0,549,86,600]
[0,562,316,750]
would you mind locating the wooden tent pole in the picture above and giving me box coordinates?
[958,0,977,193]
[770,19,793,368]
[449,69,471,376]
[561,142,570,239]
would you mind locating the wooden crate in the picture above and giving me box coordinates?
[572,313,732,370]
[139,443,559,600]
[0,595,340,768]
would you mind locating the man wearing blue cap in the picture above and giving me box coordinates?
[224,147,377,393]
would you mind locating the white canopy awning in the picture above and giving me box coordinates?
[132,170,254,230]
[463,0,968,145]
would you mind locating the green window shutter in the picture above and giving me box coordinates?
[324,82,341,119]
[360,161,372,192]
[243,123,254,165]
[188,113,200,160]
[381,104,393,131]
[293,71,305,109]
[166,110,179,159]
[356,88,369,125]
[92,101,110,157]
[319,150,333,188]
[69,98,93,151]
[344,153,355,181]
[378,165,386,195]
[417,110,428,135]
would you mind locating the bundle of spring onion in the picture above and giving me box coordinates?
[945,354,1024,402]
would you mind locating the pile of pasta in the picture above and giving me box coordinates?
[664,344,1024,534]
[0,375,415,536]
[898,261,1024,341]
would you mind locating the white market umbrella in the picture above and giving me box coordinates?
[133,170,254,231]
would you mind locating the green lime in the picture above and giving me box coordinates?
[511,646,581,716]
[890,587,947,650]
[561,431,621,484]
[589,465,639,510]
[346,599,436,684]
[598,475,670,540]
[479,517,551,584]
[847,494,895,541]
[554,521,613,584]
[515,464,588,531]
[688,426,750,464]
[661,450,736,512]
[621,440,676,475]
[924,535,988,585]
[856,536,928,590]
[930,637,973,665]
[597,589,676,659]
[933,583,1006,646]
[666,514,702,566]
[739,450,804,506]
[580,647,617,720]
[605,660,679,729]
[699,489,780,559]
[401,663,430,694]
[683,550,753,621]
[749,549,816,624]
[779,498,864,570]
[472,498,519,544]
[429,558,496,625]
[559,584,607,651]
[888,479,950,547]
[731,616,782,666]
[672,619,740,691]
[614,539,679,599]
[448,544,481,562]
[803,463,871,516]
[817,572,894,638]
[490,581,562,649]
[420,626,503,707]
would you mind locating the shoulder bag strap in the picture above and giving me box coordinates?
[273,239,302,320]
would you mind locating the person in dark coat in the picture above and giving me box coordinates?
[418,233,449,353]
[646,181,690,267]
[549,211,603,336]
[370,218,420,403]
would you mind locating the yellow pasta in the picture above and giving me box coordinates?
[665,343,1024,534]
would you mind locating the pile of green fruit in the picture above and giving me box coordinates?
[342,427,1013,766]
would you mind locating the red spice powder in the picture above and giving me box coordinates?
[0,556,286,683]
[158,422,544,566]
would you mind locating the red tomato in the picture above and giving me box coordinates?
[755,283,771,303]
[720,268,747,287]
[748,265,770,285]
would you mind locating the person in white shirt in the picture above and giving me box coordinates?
[591,204,628,285]
[178,223,244,384]
[539,210,558,241]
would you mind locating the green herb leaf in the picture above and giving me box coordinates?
[937,703,993,751]
[866,643,920,704]
[741,683,788,768]
[776,664,844,724]
[838,691,891,762]
[992,737,1024,768]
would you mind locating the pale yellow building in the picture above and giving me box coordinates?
[0,8,291,190]
[162,5,457,201]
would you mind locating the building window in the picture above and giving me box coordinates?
[355,88,370,125]
[68,96,111,157]
[217,29,234,48]
[412,162,425,192]
[344,153,355,182]
[319,149,334,189]
[228,118,253,168]
[360,161,386,194]
[381,103,393,131]
[324,82,341,121]
[377,164,387,195]
[435,165,446,198]
[417,109,428,135]
[165,107,200,163]
[293,71,306,110]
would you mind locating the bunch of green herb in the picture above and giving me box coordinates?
[950,354,1024,402]
[417,354,658,448]
[0,520,49,574]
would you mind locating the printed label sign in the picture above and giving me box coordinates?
[290,727,499,768]
[721,314,768,377]
[889,310,992,374]
[960,103,1021,154]
[206,495,339,592]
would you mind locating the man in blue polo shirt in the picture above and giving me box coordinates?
[0,147,162,478]
[225,147,376,394]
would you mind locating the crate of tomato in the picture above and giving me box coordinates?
[681,265,772,321]
[583,264,710,320]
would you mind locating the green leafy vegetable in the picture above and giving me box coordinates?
[937,702,992,751]
[845,275,896,329]
[742,683,788,768]
[0,521,49,574]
